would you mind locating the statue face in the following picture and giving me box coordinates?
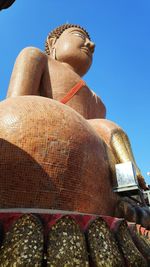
[53,27,95,76]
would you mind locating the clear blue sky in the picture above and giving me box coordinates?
[0,0,150,183]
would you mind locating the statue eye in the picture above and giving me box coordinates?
[72,32,86,41]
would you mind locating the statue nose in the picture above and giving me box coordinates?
[85,40,95,53]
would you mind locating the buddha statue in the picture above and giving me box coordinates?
[0,23,148,220]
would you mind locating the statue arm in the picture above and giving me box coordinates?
[96,94,106,118]
[7,47,48,98]
[90,89,106,119]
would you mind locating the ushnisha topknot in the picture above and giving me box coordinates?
[45,23,91,55]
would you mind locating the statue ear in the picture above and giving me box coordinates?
[47,37,57,51]
[47,37,57,57]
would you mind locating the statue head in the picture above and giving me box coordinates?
[45,24,95,76]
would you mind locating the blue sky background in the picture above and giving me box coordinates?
[0,0,150,183]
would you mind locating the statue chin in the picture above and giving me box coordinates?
[0,95,118,215]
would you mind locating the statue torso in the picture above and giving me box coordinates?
[41,57,106,119]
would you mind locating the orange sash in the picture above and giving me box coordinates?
[60,80,86,104]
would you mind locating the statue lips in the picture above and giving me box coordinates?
[81,47,92,58]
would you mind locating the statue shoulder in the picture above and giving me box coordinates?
[16,46,48,62]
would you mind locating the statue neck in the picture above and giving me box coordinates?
[61,62,85,77]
